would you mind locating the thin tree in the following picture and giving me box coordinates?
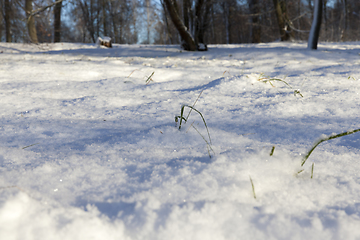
[54,0,62,42]
[25,0,38,43]
[163,0,197,50]
[4,0,12,42]
[308,0,322,49]
[272,0,293,41]
[249,0,261,43]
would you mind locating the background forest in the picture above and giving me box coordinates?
[0,0,359,45]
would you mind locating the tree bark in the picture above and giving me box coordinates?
[102,0,107,36]
[183,0,190,30]
[249,0,261,43]
[163,0,196,51]
[54,0,62,42]
[308,0,322,49]
[25,0,38,43]
[79,0,96,43]
[4,0,12,42]
[194,0,204,45]
[160,0,173,44]
[272,0,293,41]
[197,0,212,44]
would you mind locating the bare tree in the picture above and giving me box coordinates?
[308,0,322,49]
[163,0,197,50]
[248,0,261,43]
[25,0,38,43]
[4,0,11,42]
[54,0,62,42]
[273,0,294,41]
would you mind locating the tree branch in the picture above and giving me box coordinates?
[26,0,65,19]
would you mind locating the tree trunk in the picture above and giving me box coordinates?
[4,0,12,42]
[197,0,212,44]
[249,0,261,43]
[102,0,107,36]
[79,0,96,43]
[183,0,190,30]
[146,0,151,44]
[25,0,38,43]
[160,0,173,44]
[54,0,62,42]
[340,0,347,41]
[194,0,204,46]
[308,0,322,49]
[163,0,196,51]
[272,0,293,41]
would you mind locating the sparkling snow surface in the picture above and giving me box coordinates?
[1,42,360,239]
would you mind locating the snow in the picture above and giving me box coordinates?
[1,41,360,239]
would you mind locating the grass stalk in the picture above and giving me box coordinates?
[270,146,275,156]
[311,163,314,179]
[258,73,303,97]
[186,90,203,120]
[145,72,155,84]
[250,176,256,199]
[192,125,215,158]
[301,128,360,166]
[22,143,40,149]
[177,105,212,145]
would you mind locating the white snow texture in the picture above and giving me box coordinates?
[1,42,360,240]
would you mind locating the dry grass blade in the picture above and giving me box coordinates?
[250,176,256,199]
[311,163,314,179]
[22,143,40,149]
[186,90,203,120]
[270,146,275,156]
[178,105,212,145]
[192,125,215,158]
[301,128,360,166]
[145,72,155,84]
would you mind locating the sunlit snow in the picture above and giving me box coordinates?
[1,42,360,239]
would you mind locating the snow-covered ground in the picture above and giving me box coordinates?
[1,42,360,239]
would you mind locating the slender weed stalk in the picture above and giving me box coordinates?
[301,128,360,166]
[186,90,203,120]
[145,72,155,84]
[258,73,303,97]
[176,104,212,144]
[175,91,213,157]
[270,146,275,156]
[311,163,314,179]
[192,125,215,158]
[127,69,140,78]
[249,176,256,199]
[22,143,40,149]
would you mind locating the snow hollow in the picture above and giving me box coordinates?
[1,42,360,239]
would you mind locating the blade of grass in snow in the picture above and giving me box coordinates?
[177,105,211,145]
[22,143,40,149]
[311,163,314,179]
[127,69,139,78]
[301,128,360,166]
[270,146,275,156]
[145,72,155,84]
[250,176,256,199]
[258,73,303,97]
[186,90,203,120]
[191,124,215,158]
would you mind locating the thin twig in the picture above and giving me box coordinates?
[25,0,65,21]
